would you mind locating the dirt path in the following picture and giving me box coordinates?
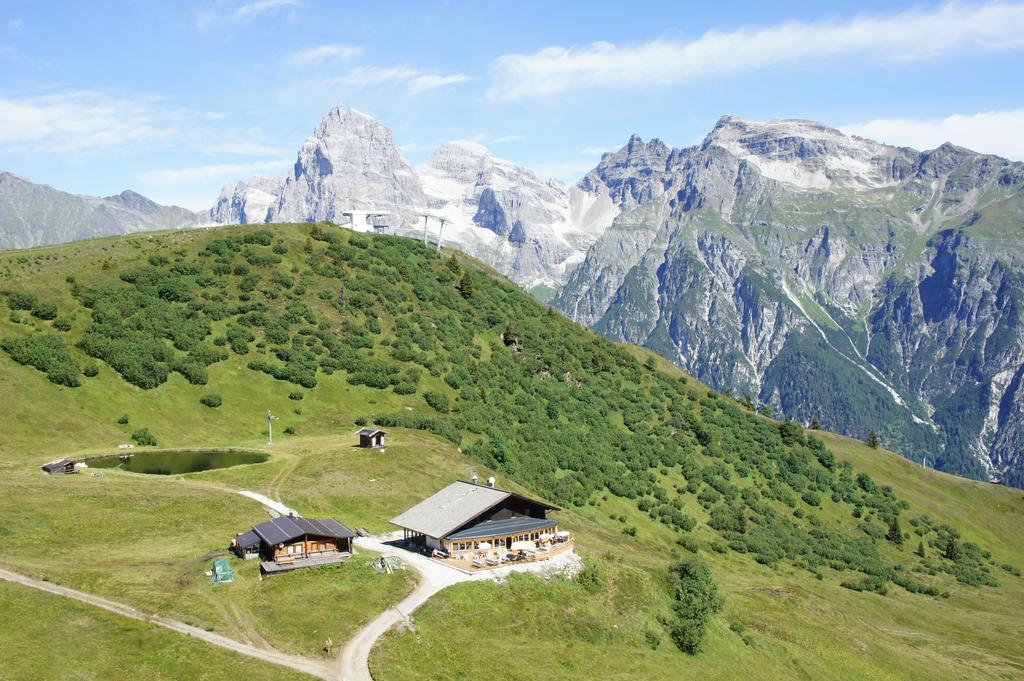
[238,489,300,516]
[0,566,331,680]
[334,533,581,681]
[335,534,484,681]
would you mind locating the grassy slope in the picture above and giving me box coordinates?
[0,581,309,681]
[0,226,1021,680]
[373,357,1024,681]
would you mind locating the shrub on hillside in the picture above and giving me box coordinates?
[2,334,81,387]
[200,393,223,408]
[7,292,37,310]
[667,558,723,654]
[31,301,58,320]
[131,428,157,446]
[423,390,450,413]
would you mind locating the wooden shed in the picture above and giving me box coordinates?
[41,459,76,475]
[357,428,386,448]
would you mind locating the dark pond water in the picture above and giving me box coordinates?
[88,449,268,475]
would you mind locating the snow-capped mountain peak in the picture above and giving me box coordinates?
[704,114,906,190]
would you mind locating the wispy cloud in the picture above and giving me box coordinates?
[842,108,1024,161]
[581,145,616,156]
[138,158,292,187]
[489,2,1024,100]
[285,43,361,66]
[7,18,22,30]
[332,65,472,95]
[0,91,176,153]
[409,73,473,94]
[234,0,298,21]
[0,90,286,159]
[197,0,299,30]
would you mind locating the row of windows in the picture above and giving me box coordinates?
[447,527,557,553]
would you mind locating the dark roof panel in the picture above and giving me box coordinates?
[251,516,355,545]
[446,515,557,541]
[357,428,385,437]
[234,530,260,548]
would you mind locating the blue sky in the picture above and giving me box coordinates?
[2,0,1024,209]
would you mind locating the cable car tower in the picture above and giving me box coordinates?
[419,213,450,251]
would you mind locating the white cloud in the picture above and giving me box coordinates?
[8,18,22,30]
[234,0,299,21]
[409,73,473,94]
[489,2,1024,100]
[842,108,1024,161]
[285,43,361,66]
[138,158,291,187]
[334,65,420,87]
[581,146,616,156]
[484,134,526,145]
[333,65,472,95]
[197,0,298,29]
[0,91,176,153]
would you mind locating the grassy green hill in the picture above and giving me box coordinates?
[0,223,1021,680]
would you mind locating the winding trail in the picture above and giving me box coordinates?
[2,484,579,681]
[0,566,332,680]
[335,534,484,681]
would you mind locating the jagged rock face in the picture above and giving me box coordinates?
[207,174,285,225]
[557,115,1024,486]
[416,140,616,288]
[209,111,617,290]
[0,172,195,250]
[268,105,426,224]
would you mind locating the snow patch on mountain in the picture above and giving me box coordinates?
[705,115,906,191]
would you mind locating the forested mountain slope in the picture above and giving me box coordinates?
[555,117,1024,486]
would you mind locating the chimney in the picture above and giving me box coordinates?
[487,476,495,488]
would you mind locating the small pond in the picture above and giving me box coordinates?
[87,449,268,475]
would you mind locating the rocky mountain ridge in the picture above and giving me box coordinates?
[0,172,196,250]
[208,104,618,290]
[556,116,1024,485]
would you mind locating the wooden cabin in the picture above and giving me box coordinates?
[391,480,564,559]
[357,428,386,448]
[41,459,76,475]
[232,516,357,574]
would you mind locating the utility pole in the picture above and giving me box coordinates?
[267,410,279,445]
[421,214,430,246]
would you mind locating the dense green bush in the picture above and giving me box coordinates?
[423,390,450,413]
[200,393,223,408]
[31,301,58,320]
[667,558,723,653]
[131,428,157,446]
[2,334,81,387]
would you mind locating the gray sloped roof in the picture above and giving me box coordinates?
[357,428,385,437]
[390,481,510,538]
[252,516,356,545]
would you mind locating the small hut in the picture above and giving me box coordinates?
[231,530,261,560]
[41,459,76,475]
[357,428,386,449]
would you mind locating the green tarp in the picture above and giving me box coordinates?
[212,558,234,584]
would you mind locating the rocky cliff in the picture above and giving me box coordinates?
[210,104,617,291]
[556,117,1024,485]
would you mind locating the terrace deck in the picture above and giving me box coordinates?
[260,551,352,574]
